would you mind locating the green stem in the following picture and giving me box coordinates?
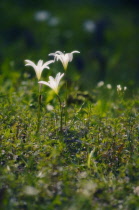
[36,84,42,134]
[64,79,68,126]
[36,95,41,134]
[57,94,63,133]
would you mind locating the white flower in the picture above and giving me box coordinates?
[117,85,127,94]
[106,84,112,89]
[83,20,96,33]
[49,50,80,70]
[38,72,64,95]
[117,85,122,92]
[34,10,50,21]
[97,81,104,87]
[25,59,54,80]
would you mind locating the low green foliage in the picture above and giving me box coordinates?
[1,1,139,209]
[1,79,139,210]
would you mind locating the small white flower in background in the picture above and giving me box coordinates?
[46,104,54,111]
[23,186,39,196]
[25,59,54,80]
[106,84,112,89]
[39,72,64,95]
[34,10,50,21]
[133,186,139,196]
[97,81,104,88]
[117,84,122,92]
[49,50,80,70]
[117,85,127,93]
[37,170,46,178]
[7,165,10,172]
[83,20,96,33]
[77,181,97,197]
[48,17,59,26]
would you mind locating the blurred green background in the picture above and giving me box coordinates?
[0,0,139,90]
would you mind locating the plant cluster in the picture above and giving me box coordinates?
[25,50,80,134]
[1,53,139,209]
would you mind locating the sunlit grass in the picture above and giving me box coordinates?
[1,1,139,209]
[1,79,139,209]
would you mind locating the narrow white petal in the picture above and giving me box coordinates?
[67,53,73,62]
[55,72,60,83]
[25,59,40,79]
[62,54,69,69]
[55,51,64,55]
[42,60,54,69]
[38,81,52,88]
[45,60,54,65]
[49,76,58,90]
[56,72,64,86]
[55,55,62,62]
[51,81,57,92]
[71,51,80,54]
[59,73,64,83]
[49,53,56,56]
[49,76,55,82]
[36,60,43,80]
[60,73,64,79]
[37,60,43,66]
[25,60,37,69]
[48,53,59,62]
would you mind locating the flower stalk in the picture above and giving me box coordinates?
[39,72,64,133]
[64,78,68,126]
[49,50,80,126]
[36,83,42,134]
[25,59,54,134]
[57,94,63,133]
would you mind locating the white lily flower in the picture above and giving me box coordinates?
[49,50,80,70]
[117,84,122,92]
[25,59,54,80]
[38,72,64,95]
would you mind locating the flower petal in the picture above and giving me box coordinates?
[25,60,36,69]
[55,51,64,55]
[71,51,80,54]
[49,76,57,90]
[42,60,54,69]
[48,53,56,56]
[37,60,43,67]
[67,53,73,62]
[57,73,64,84]
[38,81,51,88]
[62,54,69,69]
